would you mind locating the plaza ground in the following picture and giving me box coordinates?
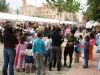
[0,43,100,75]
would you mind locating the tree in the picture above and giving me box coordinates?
[46,0,80,22]
[85,0,100,22]
[0,0,8,12]
[63,0,80,22]
[46,0,65,23]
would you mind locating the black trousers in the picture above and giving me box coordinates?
[64,45,74,66]
[0,33,3,43]
[49,46,61,70]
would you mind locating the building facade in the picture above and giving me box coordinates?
[20,5,36,16]
[8,9,16,14]
[19,0,78,21]
[36,5,66,20]
[20,0,36,16]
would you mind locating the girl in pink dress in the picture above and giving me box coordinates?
[14,30,21,70]
[17,36,27,71]
[14,44,19,70]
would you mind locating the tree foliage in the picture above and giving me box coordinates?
[46,0,80,14]
[85,0,100,22]
[46,0,64,15]
[63,0,80,13]
[46,0,80,22]
[0,0,8,12]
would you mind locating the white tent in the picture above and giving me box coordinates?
[0,12,18,21]
[0,12,77,25]
[86,21,94,28]
[60,21,77,25]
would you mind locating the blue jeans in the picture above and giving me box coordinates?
[84,51,89,67]
[2,48,15,75]
[44,49,50,65]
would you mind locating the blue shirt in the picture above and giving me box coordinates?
[33,38,45,54]
[97,33,100,46]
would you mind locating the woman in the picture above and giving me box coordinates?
[89,32,95,61]
[83,35,90,68]
[2,24,18,75]
[64,30,76,68]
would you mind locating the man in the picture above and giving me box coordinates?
[49,27,64,71]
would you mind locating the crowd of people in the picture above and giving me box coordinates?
[0,21,100,75]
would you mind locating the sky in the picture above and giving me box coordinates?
[6,0,47,9]
[6,0,87,10]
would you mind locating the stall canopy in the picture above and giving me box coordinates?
[0,12,77,25]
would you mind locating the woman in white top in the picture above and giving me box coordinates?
[44,35,52,65]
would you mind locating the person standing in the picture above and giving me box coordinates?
[33,33,45,75]
[44,34,52,65]
[25,43,34,73]
[63,30,76,68]
[83,35,90,68]
[17,36,27,72]
[49,27,64,71]
[2,23,18,75]
[89,32,95,61]
[14,29,21,70]
[74,38,80,63]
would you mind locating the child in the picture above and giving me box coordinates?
[83,35,90,68]
[89,32,95,61]
[25,43,35,73]
[74,38,80,63]
[33,33,46,75]
[17,36,27,72]
[79,35,85,57]
[44,34,52,65]
[14,44,19,70]
[14,29,21,70]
